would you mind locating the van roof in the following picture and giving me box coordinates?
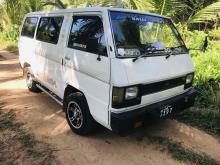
[26,7,170,19]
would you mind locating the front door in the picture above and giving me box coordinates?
[63,13,111,127]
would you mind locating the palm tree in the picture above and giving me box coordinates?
[0,0,69,28]
[121,0,220,28]
[1,0,219,29]
[188,1,220,24]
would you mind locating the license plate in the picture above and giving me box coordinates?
[160,105,173,118]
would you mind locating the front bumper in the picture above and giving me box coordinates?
[110,88,197,134]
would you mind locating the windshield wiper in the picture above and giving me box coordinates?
[132,49,166,62]
[132,54,148,62]
[132,48,176,62]
[165,51,172,59]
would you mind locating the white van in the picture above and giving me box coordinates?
[19,7,196,135]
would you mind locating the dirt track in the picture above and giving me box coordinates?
[0,50,220,165]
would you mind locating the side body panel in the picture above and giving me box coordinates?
[41,15,67,97]
[18,15,39,77]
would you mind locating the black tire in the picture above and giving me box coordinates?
[64,92,95,135]
[24,67,41,93]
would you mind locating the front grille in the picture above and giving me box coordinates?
[140,77,186,96]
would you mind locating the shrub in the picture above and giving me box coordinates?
[179,29,220,107]
[0,26,18,52]
[192,40,220,85]
[3,25,19,42]
[192,40,220,106]
[177,30,220,136]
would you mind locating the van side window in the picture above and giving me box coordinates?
[36,17,63,44]
[68,16,107,56]
[21,17,38,38]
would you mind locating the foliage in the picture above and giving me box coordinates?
[148,135,220,164]
[0,0,220,29]
[120,0,220,28]
[176,30,220,136]
[3,25,19,42]
[177,104,220,136]
[192,39,220,107]
[0,25,18,52]
[193,42,220,87]
[177,29,220,108]
[189,1,220,25]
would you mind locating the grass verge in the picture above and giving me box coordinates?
[0,33,18,53]
[148,135,220,165]
[176,89,220,137]
[177,106,220,137]
[0,40,18,53]
[0,110,58,165]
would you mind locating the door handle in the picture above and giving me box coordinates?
[65,56,70,61]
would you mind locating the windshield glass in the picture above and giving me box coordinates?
[109,11,187,57]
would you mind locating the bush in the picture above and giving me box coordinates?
[192,40,220,107]
[177,30,220,136]
[3,25,19,42]
[182,30,207,53]
[0,25,18,52]
[179,29,220,107]
[177,106,220,136]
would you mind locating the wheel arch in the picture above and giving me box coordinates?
[63,84,88,111]
[23,62,31,68]
[22,62,31,76]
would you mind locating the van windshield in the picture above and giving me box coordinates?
[109,11,187,57]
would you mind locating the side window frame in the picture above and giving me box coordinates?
[36,16,64,45]
[21,17,39,38]
[67,14,108,57]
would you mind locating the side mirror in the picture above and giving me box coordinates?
[201,36,208,52]
[188,36,208,52]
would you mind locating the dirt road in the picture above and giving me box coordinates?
[0,51,220,165]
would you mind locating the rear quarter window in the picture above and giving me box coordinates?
[21,17,38,38]
[36,16,63,44]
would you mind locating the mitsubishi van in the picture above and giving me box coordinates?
[19,7,196,135]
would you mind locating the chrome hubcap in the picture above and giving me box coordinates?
[67,101,83,129]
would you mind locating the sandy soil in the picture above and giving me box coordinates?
[0,50,220,165]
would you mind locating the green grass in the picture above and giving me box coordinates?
[0,34,18,52]
[176,30,220,137]
[177,104,220,136]
[148,135,220,165]
[0,38,17,52]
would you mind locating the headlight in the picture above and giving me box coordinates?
[112,86,141,108]
[125,87,138,100]
[184,73,194,89]
[186,74,193,84]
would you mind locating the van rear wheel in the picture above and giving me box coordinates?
[64,93,95,135]
[24,68,41,93]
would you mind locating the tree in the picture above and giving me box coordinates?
[121,0,220,28]
[0,0,68,28]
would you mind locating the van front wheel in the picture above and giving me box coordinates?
[64,93,95,135]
